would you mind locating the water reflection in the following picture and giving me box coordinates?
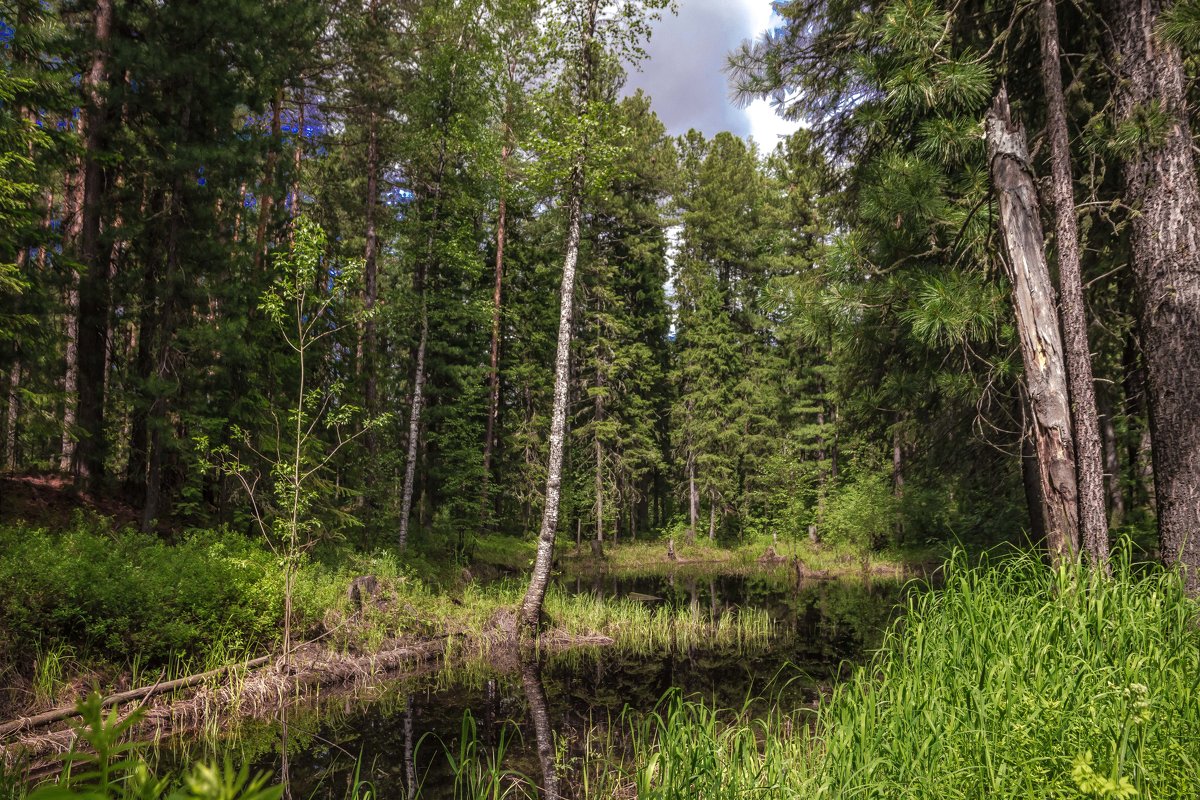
[519,653,559,799]
[230,571,916,798]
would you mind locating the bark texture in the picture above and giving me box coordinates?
[397,311,427,551]
[1039,0,1109,568]
[985,90,1079,564]
[520,161,583,632]
[1105,0,1200,592]
[73,0,115,487]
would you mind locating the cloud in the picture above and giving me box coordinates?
[620,0,752,138]
[744,97,801,151]
[623,0,798,144]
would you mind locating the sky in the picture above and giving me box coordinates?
[623,0,801,147]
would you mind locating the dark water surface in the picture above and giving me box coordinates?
[203,569,918,798]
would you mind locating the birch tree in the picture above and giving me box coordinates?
[520,0,673,634]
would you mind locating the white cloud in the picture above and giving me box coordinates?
[744,97,801,151]
[734,1,799,148]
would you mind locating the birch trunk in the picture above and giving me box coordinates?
[521,161,584,631]
[985,90,1079,564]
[397,311,427,551]
[1105,0,1200,592]
[362,109,380,455]
[521,0,596,634]
[1039,0,1109,568]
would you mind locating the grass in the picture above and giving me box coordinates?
[561,533,942,579]
[614,548,1200,799]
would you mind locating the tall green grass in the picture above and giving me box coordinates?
[628,550,1200,799]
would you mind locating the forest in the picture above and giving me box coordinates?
[1,0,1199,797]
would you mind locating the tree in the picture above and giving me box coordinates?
[1104,0,1200,592]
[521,0,673,634]
[985,90,1079,564]
[1037,0,1108,568]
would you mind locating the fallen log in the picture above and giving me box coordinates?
[0,656,271,738]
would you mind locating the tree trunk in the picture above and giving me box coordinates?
[708,496,716,541]
[397,311,427,551]
[71,0,114,489]
[1098,392,1125,526]
[593,351,604,545]
[985,89,1079,564]
[521,0,596,635]
[362,109,380,456]
[5,360,20,472]
[481,123,512,532]
[254,89,283,271]
[687,454,698,543]
[1039,0,1109,569]
[59,274,79,472]
[1022,394,1050,545]
[1105,0,1200,592]
[521,162,584,632]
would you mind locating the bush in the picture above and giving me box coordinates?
[822,468,898,548]
[0,519,283,665]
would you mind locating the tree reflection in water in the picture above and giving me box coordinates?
[520,651,560,800]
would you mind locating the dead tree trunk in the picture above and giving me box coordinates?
[687,450,698,543]
[5,361,20,472]
[1039,0,1109,569]
[1105,0,1200,592]
[985,89,1079,564]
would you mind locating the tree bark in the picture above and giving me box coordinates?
[72,0,115,488]
[1021,413,1050,545]
[1098,391,1125,526]
[362,108,380,455]
[1039,0,1109,569]
[58,274,79,472]
[397,311,427,551]
[521,0,596,635]
[254,89,284,271]
[5,360,20,472]
[521,159,584,632]
[1105,0,1200,592]
[985,89,1080,564]
[481,102,513,532]
[687,460,699,541]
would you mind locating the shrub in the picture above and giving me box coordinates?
[0,520,283,665]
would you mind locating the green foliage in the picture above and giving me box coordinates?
[822,467,899,548]
[26,693,279,800]
[0,520,283,663]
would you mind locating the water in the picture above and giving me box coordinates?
[215,568,918,798]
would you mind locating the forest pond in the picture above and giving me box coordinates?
[187,569,918,797]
